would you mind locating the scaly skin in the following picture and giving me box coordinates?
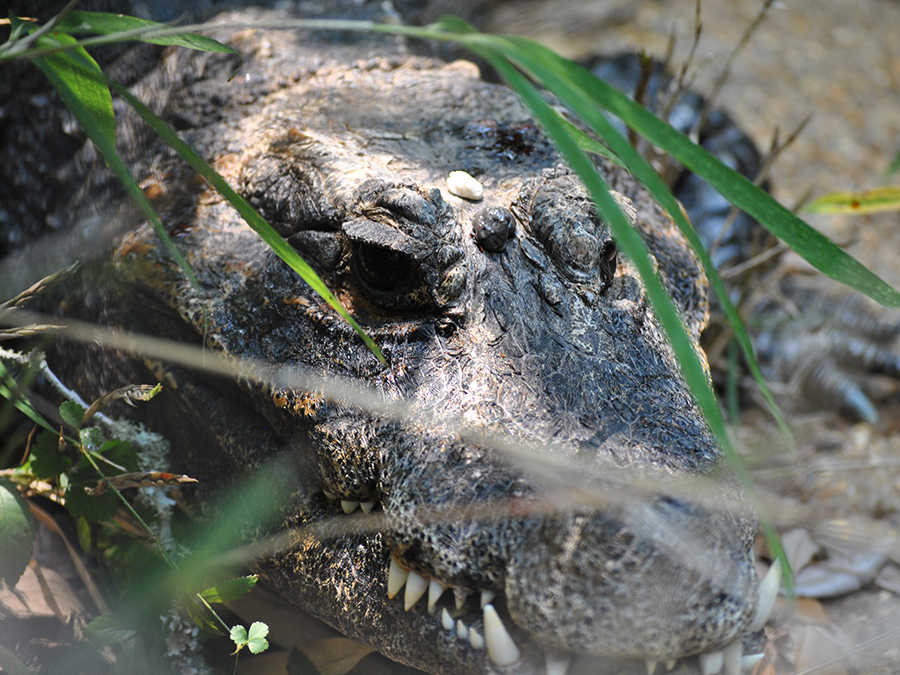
[7,7,766,674]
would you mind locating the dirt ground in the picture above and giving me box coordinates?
[485,1,900,673]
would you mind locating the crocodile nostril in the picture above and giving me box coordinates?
[473,206,516,252]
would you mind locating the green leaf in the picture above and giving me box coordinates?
[57,11,239,56]
[65,441,138,522]
[805,187,900,215]
[65,471,118,522]
[186,595,227,635]
[199,575,259,604]
[230,624,248,647]
[79,426,105,451]
[554,111,623,166]
[0,480,35,586]
[60,400,86,429]
[85,613,138,645]
[0,348,57,436]
[29,29,116,151]
[29,429,72,479]
[246,621,270,654]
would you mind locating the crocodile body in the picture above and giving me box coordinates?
[2,6,768,674]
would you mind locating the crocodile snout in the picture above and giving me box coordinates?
[506,498,758,660]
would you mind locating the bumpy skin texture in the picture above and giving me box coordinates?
[9,8,760,674]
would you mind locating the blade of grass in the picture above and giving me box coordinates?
[477,32,794,446]
[105,79,384,362]
[806,187,900,215]
[56,11,239,56]
[22,23,204,302]
[494,34,900,310]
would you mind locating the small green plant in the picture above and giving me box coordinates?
[0,349,271,671]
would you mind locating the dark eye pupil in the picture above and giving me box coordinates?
[353,244,412,292]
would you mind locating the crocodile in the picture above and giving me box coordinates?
[0,5,779,675]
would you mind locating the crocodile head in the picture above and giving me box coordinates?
[30,15,771,675]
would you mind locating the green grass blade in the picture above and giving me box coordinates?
[496,35,900,310]
[56,11,239,55]
[106,80,384,363]
[28,29,116,149]
[806,187,900,215]
[477,33,793,448]
[464,44,728,445]
[27,29,203,301]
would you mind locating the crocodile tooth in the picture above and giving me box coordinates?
[404,570,429,610]
[340,500,359,514]
[441,608,455,631]
[454,588,468,610]
[456,619,469,640]
[741,653,764,670]
[469,628,484,650]
[646,660,658,675]
[483,603,520,666]
[723,641,742,675]
[545,654,570,675]
[359,500,376,514]
[749,559,782,631]
[666,661,677,671]
[322,490,337,500]
[427,579,447,613]
[480,590,495,608]
[387,556,409,599]
[699,650,724,675]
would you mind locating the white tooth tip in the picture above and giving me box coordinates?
[480,590,496,608]
[447,170,483,201]
[483,603,521,666]
[454,588,468,610]
[748,558,783,631]
[322,490,337,500]
[340,500,359,514]
[359,500,376,513]
[387,556,409,599]
[741,653,764,670]
[428,579,446,612]
[646,660,658,675]
[441,608,455,631]
[404,570,428,610]
[469,628,484,650]
[546,654,571,675]
[456,619,469,640]
[666,660,677,671]
[723,641,742,675]
[700,650,725,675]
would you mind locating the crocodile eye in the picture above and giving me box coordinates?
[352,243,415,294]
